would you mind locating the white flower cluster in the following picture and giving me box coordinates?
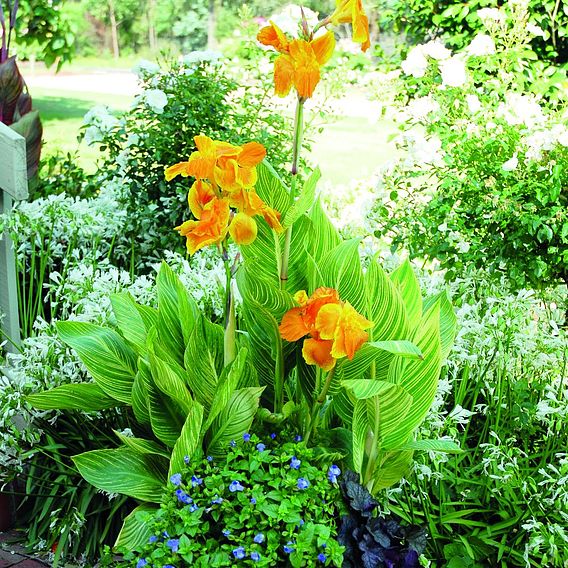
[83,105,119,145]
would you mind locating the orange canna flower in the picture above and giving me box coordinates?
[330,0,371,52]
[214,141,266,193]
[229,212,258,245]
[258,21,336,99]
[279,287,372,370]
[175,197,230,254]
[188,179,216,219]
[229,188,283,232]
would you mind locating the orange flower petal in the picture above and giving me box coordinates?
[294,290,309,306]
[311,31,336,66]
[262,205,283,232]
[315,303,343,340]
[289,40,321,99]
[229,212,258,245]
[257,21,290,52]
[279,307,310,342]
[238,142,267,168]
[165,161,191,181]
[188,179,216,219]
[302,338,336,371]
[274,54,295,97]
[330,302,373,360]
[330,0,370,52]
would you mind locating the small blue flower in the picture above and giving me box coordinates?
[222,529,231,537]
[136,559,148,568]
[175,489,192,504]
[229,480,244,492]
[299,518,305,526]
[290,456,301,469]
[211,496,223,505]
[190,504,199,512]
[294,435,302,442]
[170,473,182,486]
[297,477,310,490]
[184,455,190,464]
[253,533,265,544]
[206,455,214,462]
[148,535,158,543]
[166,538,179,553]
[251,551,261,561]
[229,439,237,447]
[327,464,341,483]
[163,531,170,538]
[318,552,327,563]
[283,542,295,554]
[191,475,203,486]
[250,497,257,504]
[322,543,327,548]
[256,443,266,452]
[232,546,246,560]
[270,432,277,439]
[163,565,175,568]
[243,432,251,442]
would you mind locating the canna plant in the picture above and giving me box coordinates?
[28,0,458,559]
[0,0,42,183]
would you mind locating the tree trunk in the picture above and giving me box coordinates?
[108,0,120,59]
[147,0,157,51]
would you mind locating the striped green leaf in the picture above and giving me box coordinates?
[56,321,137,404]
[113,432,170,459]
[169,399,204,478]
[115,504,158,551]
[149,354,194,415]
[424,290,457,361]
[352,400,367,473]
[110,293,154,352]
[255,161,290,213]
[131,361,151,425]
[307,198,340,263]
[368,340,423,359]
[72,448,167,502]
[319,239,366,313]
[27,383,119,411]
[371,450,414,492]
[390,259,422,331]
[402,439,462,453]
[207,387,264,457]
[282,167,320,229]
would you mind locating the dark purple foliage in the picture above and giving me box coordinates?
[338,471,427,568]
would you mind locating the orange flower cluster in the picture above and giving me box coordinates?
[279,287,373,371]
[257,1,371,99]
[166,135,283,254]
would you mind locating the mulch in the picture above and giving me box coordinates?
[0,532,50,568]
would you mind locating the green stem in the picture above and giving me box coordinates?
[280,96,305,290]
[222,242,236,367]
[304,365,335,444]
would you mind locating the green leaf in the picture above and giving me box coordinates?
[371,450,414,492]
[424,291,457,361]
[72,449,166,502]
[207,387,264,456]
[131,362,151,425]
[307,197,340,262]
[27,383,119,411]
[389,259,422,331]
[282,167,320,228]
[115,504,158,551]
[343,378,411,401]
[114,432,170,459]
[402,439,462,453]
[368,340,423,359]
[111,293,154,352]
[149,354,194,415]
[56,321,137,404]
[169,399,204,478]
[202,348,247,433]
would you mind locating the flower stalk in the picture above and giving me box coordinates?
[222,242,236,367]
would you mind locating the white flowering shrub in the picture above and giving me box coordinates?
[368,2,568,291]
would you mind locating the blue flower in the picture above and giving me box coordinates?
[190,504,199,512]
[229,480,244,492]
[211,495,223,505]
[290,456,301,470]
[251,551,261,561]
[148,535,158,543]
[136,559,148,568]
[163,565,175,568]
[243,432,251,442]
[184,455,190,464]
[256,443,266,452]
[250,497,257,504]
[222,529,231,537]
[297,477,310,490]
[232,546,246,560]
[166,538,179,553]
[170,473,182,486]
[230,439,237,447]
[253,533,265,544]
[175,489,192,504]
[270,433,277,439]
[294,435,302,442]
[327,464,341,483]
[283,542,295,554]
[191,475,203,486]
[318,552,327,562]
[206,455,214,462]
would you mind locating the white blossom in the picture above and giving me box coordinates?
[132,59,160,78]
[466,34,496,56]
[143,89,168,114]
[465,94,482,113]
[501,154,518,171]
[401,46,429,78]
[477,7,506,23]
[440,57,467,87]
[422,40,451,60]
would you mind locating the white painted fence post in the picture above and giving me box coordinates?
[0,122,28,353]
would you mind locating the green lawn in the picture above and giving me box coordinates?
[33,87,132,173]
